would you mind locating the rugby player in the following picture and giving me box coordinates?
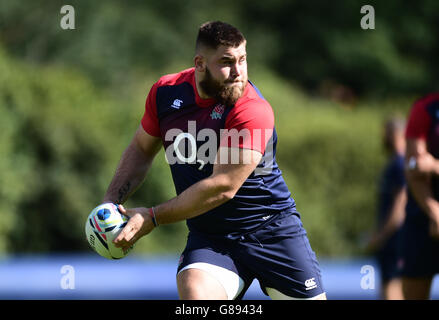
[401,93,439,299]
[103,21,326,300]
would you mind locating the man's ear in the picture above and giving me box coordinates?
[194,54,206,72]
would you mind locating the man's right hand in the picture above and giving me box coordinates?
[113,205,156,251]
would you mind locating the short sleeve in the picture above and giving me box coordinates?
[140,83,161,137]
[405,99,431,140]
[221,101,274,154]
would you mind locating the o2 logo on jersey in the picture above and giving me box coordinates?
[164,121,274,175]
[169,131,208,171]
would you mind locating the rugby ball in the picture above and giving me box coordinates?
[85,203,133,259]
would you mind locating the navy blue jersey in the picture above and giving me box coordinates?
[141,68,296,236]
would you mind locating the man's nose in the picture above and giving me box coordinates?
[230,62,241,78]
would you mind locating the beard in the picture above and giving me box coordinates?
[199,67,247,107]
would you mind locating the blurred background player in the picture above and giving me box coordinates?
[366,117,406,300]
[400,93,439,299]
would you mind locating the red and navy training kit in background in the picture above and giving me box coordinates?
[376,154,405,282]
[141,68,324,298]
[400,93,439,277]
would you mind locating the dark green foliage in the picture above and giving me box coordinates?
[1,1,438,96]
[0,48,179,253]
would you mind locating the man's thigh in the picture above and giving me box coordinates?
[177,232,251,300]
[177,267,229,300]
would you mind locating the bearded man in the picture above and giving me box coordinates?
[102,21,326,300]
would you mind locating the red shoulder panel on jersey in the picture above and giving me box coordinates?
[141,68,195,137]
[405,93,439,140]
[221,85,275,154]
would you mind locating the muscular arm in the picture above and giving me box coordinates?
[103,125,162,204]
[114,147,263,248]
[155,147,262,224]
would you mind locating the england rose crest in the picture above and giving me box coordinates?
[210,104,225,120]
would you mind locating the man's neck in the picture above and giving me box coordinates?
[194,70,211,99]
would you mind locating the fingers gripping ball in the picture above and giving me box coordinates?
[85,203,134,259]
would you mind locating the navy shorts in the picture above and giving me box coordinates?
[399,213,439,277]
[177,210,325,299]
[376,232,403,282]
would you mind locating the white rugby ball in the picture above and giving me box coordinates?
[85,203,133,259]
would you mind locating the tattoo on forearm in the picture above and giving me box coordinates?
[117,181,131,203]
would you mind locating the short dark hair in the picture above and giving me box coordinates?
[196,21,246,51]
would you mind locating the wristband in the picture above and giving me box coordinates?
[148,207,159,227]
